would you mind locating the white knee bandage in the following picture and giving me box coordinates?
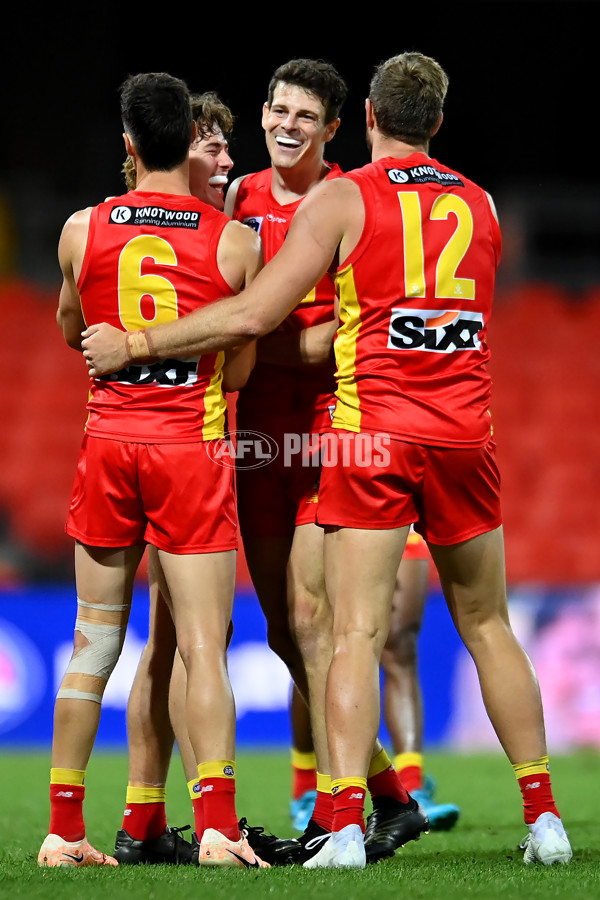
[56,598,128,703]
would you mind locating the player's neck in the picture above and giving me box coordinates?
[133,165,192,196]
[370,133,430,162]
[270,159,331,205]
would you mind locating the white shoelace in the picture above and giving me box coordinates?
[304,832,333,851]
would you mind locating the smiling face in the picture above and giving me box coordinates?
[188,127,233,210]
[261,82,339,174]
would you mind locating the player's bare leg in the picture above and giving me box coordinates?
[289,525,409,780]
[288,523,332,771]
[157,548,236,764]
[301,525,417,869]
[324,526,408,801]
[380,557,428,755]
[169,618,236,783]
[169,651,198,781]
[52,542,142,768]
[242,535,310,699]
[157,547,269,867]
[324,525,407,778]
[428,526,546,763]
[126,556,177,790]
[114,547,195,865]
[288,522,332,831]
[428,525,571,864]
[40,542,143,867]
[380,556,459,830]
[290,682,314,756]
[288,685,317,830]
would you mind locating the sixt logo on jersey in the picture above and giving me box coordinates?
[386,166,464,187]
[100,358,199,386]
[388,308,483,352]
[109,206,201,228]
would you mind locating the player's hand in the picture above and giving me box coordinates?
[81,323,129,376]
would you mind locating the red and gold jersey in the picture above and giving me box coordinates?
[333,154,502,447]
[231,166,342,432]
[78,190,234,442]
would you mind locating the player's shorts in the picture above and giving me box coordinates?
[235,427,325,539]
[66,434,237,553]
[316,431,502,546]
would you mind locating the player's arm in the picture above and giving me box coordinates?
[219,219,263,391]
[82,177,363,375]
[222,175,261,388]
[257,316,339,367]
[56,210,89,350]
[222,343,256,392]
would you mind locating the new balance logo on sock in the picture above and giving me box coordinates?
[349,793,365,800]
[525,782,541,790]
[55,791,74,798]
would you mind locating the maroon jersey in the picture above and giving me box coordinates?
[78,190,234,442]
[333,153,502,447]
[231,166,342,432]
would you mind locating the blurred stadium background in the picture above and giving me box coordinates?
[0,5,598,756]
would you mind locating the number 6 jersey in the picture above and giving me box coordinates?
[332,153,502,448]
[77,190,234,443]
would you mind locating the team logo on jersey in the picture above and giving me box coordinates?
[388,308,483,352]
[243,216,263,234]
[109,205,201,229]
[110,206,133,223]
[386,166,464,187]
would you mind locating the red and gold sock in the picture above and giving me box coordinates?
[122,786,167,840]
[311,773,333,831]
[188,779,203,837]
[331,777,368,832]
[49,767,86,842]
[367,748,410,803]
[198,760,239,841]
[513,756,560,825]
[393,752,423,793]
[291,749,317,799]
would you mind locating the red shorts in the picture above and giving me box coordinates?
[316,432,502,546]
[66,434,238,553]
[235,428,324,539]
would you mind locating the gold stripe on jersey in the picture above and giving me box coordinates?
[300,287,316,304]
[332,265,362,432]
[201,351,227,440]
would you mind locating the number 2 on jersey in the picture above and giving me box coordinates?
[398,192,475,301]
[118,235,179,329]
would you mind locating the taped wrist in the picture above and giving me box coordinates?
[126,329,158,364]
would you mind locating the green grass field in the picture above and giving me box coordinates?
[1,749,598,900]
